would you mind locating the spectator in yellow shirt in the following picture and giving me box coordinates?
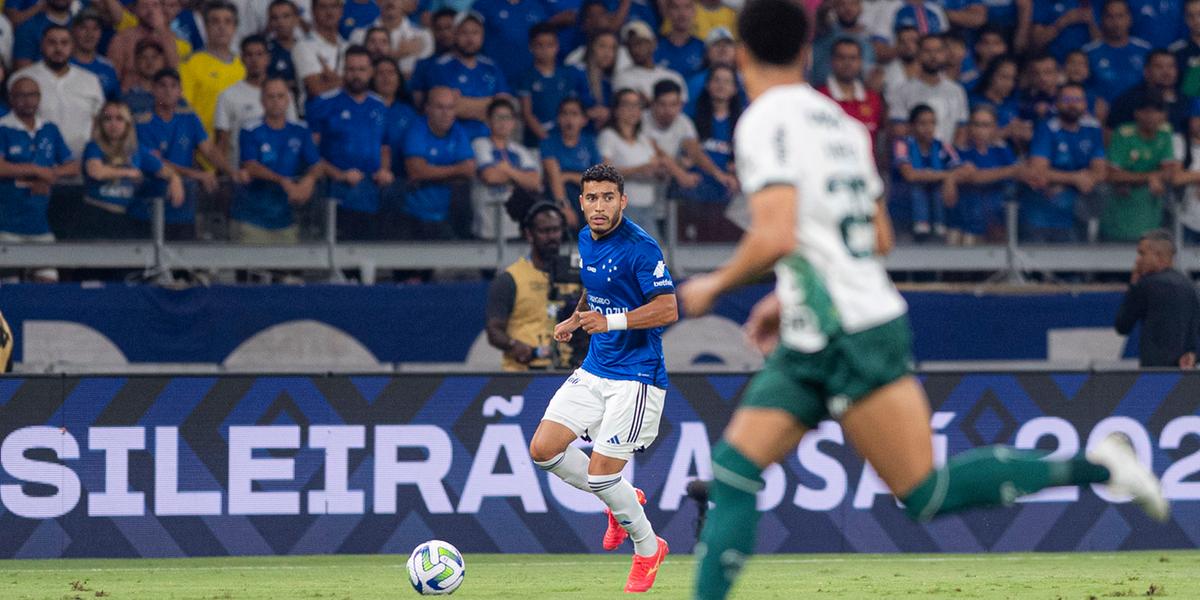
[683,0,737,41]
[179,1,244,137]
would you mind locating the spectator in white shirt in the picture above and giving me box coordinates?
[292,0,347,101]
[349,0,431,79]
[612,20,686,105]
[597,87,669,236]
[215,34,298,166]
[10,25,104,157]
[887,33,968,146]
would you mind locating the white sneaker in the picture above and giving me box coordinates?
[1086,433,1170,522]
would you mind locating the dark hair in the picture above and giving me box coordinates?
[152,67,181,84]
[1136,90,1167,112]
[518,201,565,234]
[831,37,862,57]
[364,25,390,41]
[41,24,70,42]
[1147,49,1174,68]
[487,96,516,118]
[1058,81,1086,97]
[974,55,1018,97]
[557,96,585,115]
[1064,49,1086,62]
[432,7,457,22]
[652,79,682,101]
[975,24,1007,42]
[1103,0,1130,13]
[203,0,238,23]
[370,57,411,104]
[529,22,557,43]
[71,10,105,29]
[240,33,268,54]
[908,104,935,125]
[1141,228,1176,256]
[268,0,298,13]
[737,0,808,66]
[581,163,625,195]
[895,24,918,37]
[694,65,744,142]
[608,88,643,136]
[919,33,945,48]
[344,44,372,62]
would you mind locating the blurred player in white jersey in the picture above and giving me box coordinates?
[529,163,678,593]
[679,2,1169,598]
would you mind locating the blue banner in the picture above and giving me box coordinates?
[0,372,1196,558]
[0,284,1134,365]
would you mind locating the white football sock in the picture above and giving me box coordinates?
[588,473,658,556]
[534,446,590,493]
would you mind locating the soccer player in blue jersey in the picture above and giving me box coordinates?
[529,163,676,593]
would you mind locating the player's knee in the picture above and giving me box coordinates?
[528,439,562,465]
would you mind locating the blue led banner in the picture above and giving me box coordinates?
[0,372,1196,558]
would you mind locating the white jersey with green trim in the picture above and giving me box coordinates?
[735,83,907,352]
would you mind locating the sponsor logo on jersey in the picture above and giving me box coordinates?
[652,260,666,278]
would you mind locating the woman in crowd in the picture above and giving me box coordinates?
[82,100,184,239]
[576,31,618,129]
[597,88,667,230]
[970,56,1029,148]
[679,65,743,241]
[371,57,420,237]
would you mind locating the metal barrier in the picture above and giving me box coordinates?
[1,195,1183,278]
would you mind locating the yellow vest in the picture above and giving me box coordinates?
[0,310,12,373]
[501,257,581,372]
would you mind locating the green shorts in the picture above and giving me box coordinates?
[740,315,914,428]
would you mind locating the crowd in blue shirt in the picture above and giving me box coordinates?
[6,0,1200,265]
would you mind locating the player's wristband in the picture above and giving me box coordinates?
[606,313,628,331]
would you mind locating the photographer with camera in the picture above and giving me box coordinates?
[485,201,586,371]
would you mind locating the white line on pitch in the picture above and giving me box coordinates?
[0,553,1148,573]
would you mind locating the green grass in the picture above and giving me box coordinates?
[2,551,1197,599]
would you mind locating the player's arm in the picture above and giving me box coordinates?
[679,184,796,316]
[553,289,589,342]
[577,293,678,334]
[875,197,894,256]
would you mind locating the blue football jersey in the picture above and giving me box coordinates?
[578,217,674,388]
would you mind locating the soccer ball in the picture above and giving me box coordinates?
[407,539,465,595]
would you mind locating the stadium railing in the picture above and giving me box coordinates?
[7,194,1193,280]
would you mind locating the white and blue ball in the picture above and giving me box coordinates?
[407,539,465,595]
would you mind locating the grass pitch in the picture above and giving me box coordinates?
[2,551,1197,599]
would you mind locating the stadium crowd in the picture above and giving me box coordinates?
[3,0,1200,257]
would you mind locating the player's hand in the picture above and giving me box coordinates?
[554,314,581,342]
[679,171,702,189]
[344,169,364,186]
[291,179,315,205]
[678,273,723,318]
[743,292,781,355]
[374,168,395,187]
[577,310,609,334]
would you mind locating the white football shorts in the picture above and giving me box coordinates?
[542,368,666,460]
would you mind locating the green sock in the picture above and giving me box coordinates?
[694,442,764,600]
[902,445,1111,521]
